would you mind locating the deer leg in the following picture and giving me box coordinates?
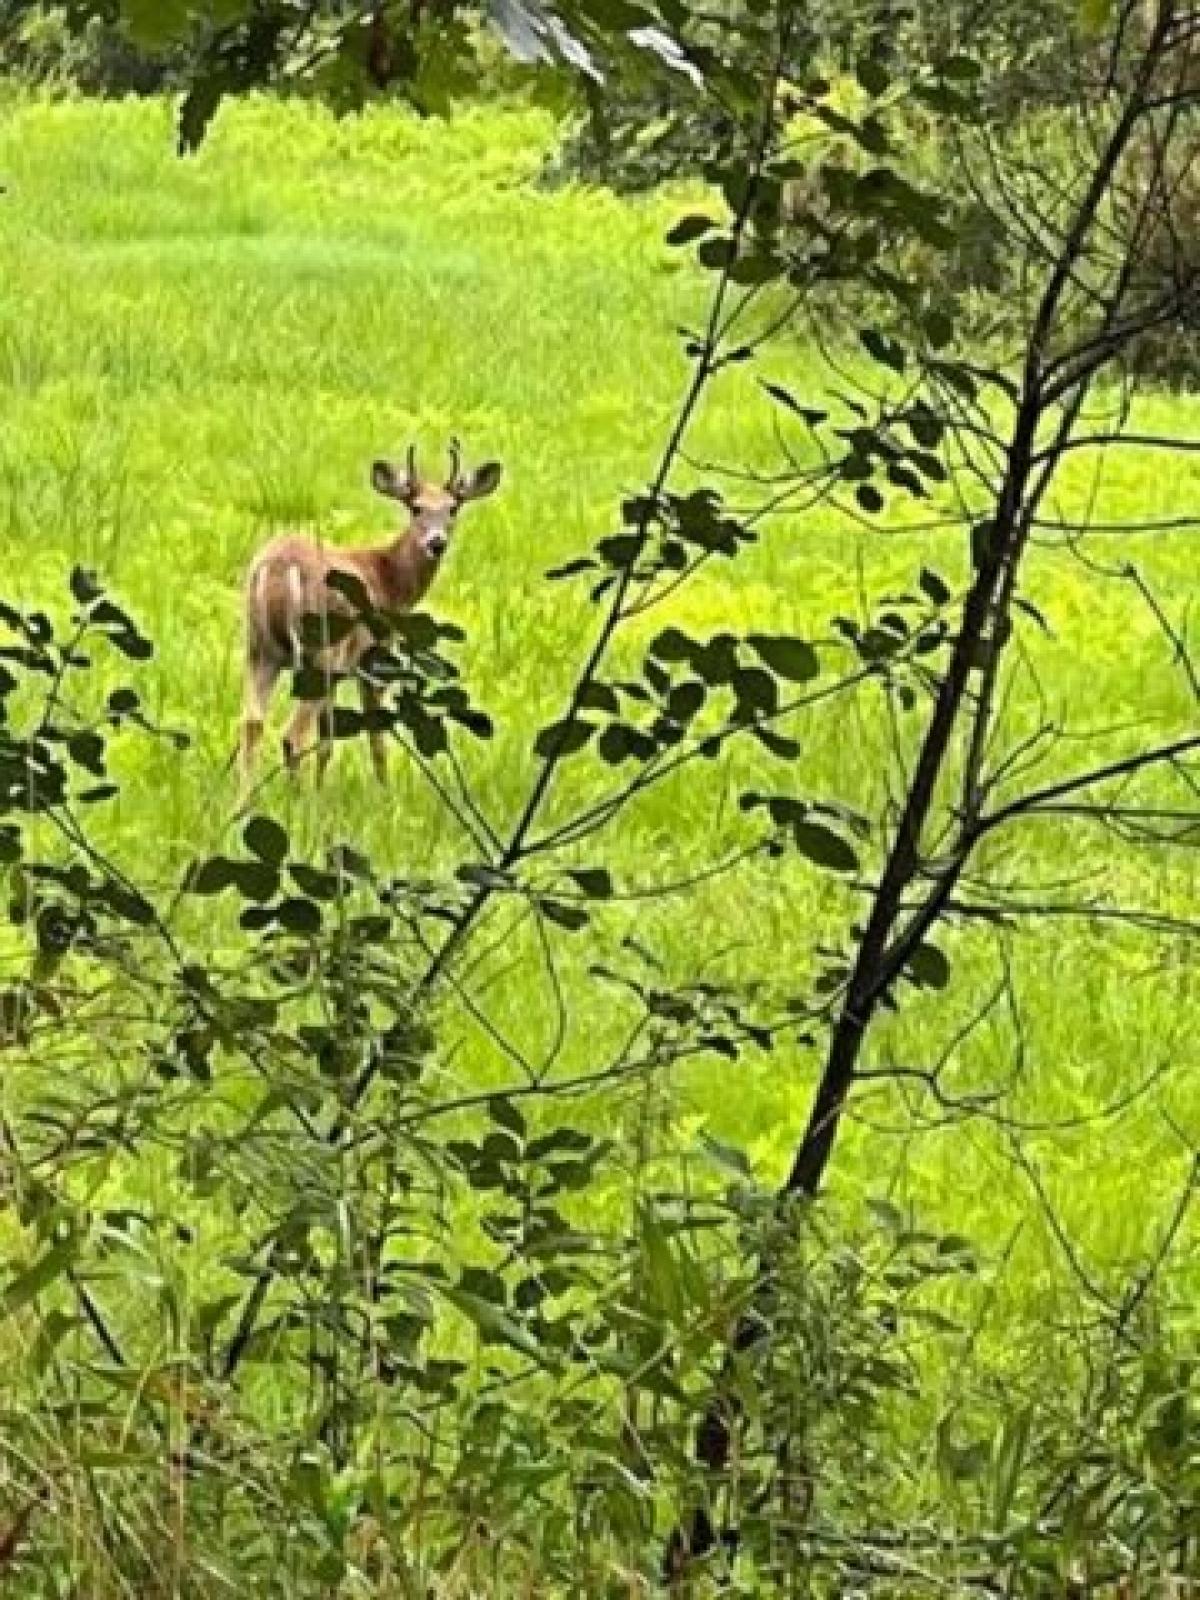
[360,682,388,784]
[240,651,280,799]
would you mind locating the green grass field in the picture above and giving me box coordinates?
[0,86,1196,1377]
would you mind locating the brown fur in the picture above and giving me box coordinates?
[238,447,502,794]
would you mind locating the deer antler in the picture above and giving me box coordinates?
[405,442,419,487]
[446,436,463,492]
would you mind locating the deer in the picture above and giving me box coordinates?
[238,440,502,795]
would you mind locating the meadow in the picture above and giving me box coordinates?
[0,84,1197,1447]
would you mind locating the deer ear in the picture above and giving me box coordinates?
[460,461,503,502]
[371,460,409,501]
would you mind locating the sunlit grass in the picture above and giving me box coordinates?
[0,89,1195,1366]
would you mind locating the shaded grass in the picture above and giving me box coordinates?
[0,88,1195,1369]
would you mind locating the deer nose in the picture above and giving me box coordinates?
[425,530,449,557]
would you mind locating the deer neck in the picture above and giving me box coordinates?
[366,525,442,612]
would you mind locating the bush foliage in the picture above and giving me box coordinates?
[0,1,1196,1593]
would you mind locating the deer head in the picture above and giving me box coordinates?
[371,439,503,560]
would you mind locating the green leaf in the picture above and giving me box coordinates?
[79,782,119,806]
[534,718,595,760]
[67,730,106,775]
[733,666,779,714]
[698,1132,751,1179]
[855,57,890,96]
[183,856,238,897]
[106,624,154,662]
[231,859,281,903]
[924,308,955,349]
[931,358,978,400]
[666,213,718,246]
[859,327,906,372]
[103,882,156,928]
[546,556,596,581]
[906,408,944,449]
[289,863,341,901]
[664,680,703,725]
[912,450,947,483]
[692,635,739,685]
[324,569,373,612]
[754,726,802,760]
[456,862,512,892]
[728,250,784,287]
[868,1196,905,1232]
[696,235,736,272]
[792,821,859,874]
[291,663,328,701]
[759,382,827,427]
[567,868,613,899]
[856,484,885,514]
[458,1267,507,1307]
[596,532,642,569]
[275,898,322,936]
[991,1408,1031,1532]
[748,635,819,682]
[70,566,103,607]
[742,790,801,825]
[639,1206,686,1322]
[447,1289,548,1364]
[408,708,449,759]
[2,1240,77,1315]
[527,1128,594,1161]
[937,1234,977,1267]
[649,627,696,664]
[541,899,589,932]
[904,942,951,990]
[297,612,356,648]
[856,114,890,156]
[488,1097,527,1141]
[243,816,289,867]
[598,723,656,764]
[919,568,951,605]
[575,682,619,717]
[888,462,927,499]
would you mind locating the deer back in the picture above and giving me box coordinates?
[246,531,440,669]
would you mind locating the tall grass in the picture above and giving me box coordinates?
[0,87,1195,1377]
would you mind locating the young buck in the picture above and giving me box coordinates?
[239,440,502,792]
